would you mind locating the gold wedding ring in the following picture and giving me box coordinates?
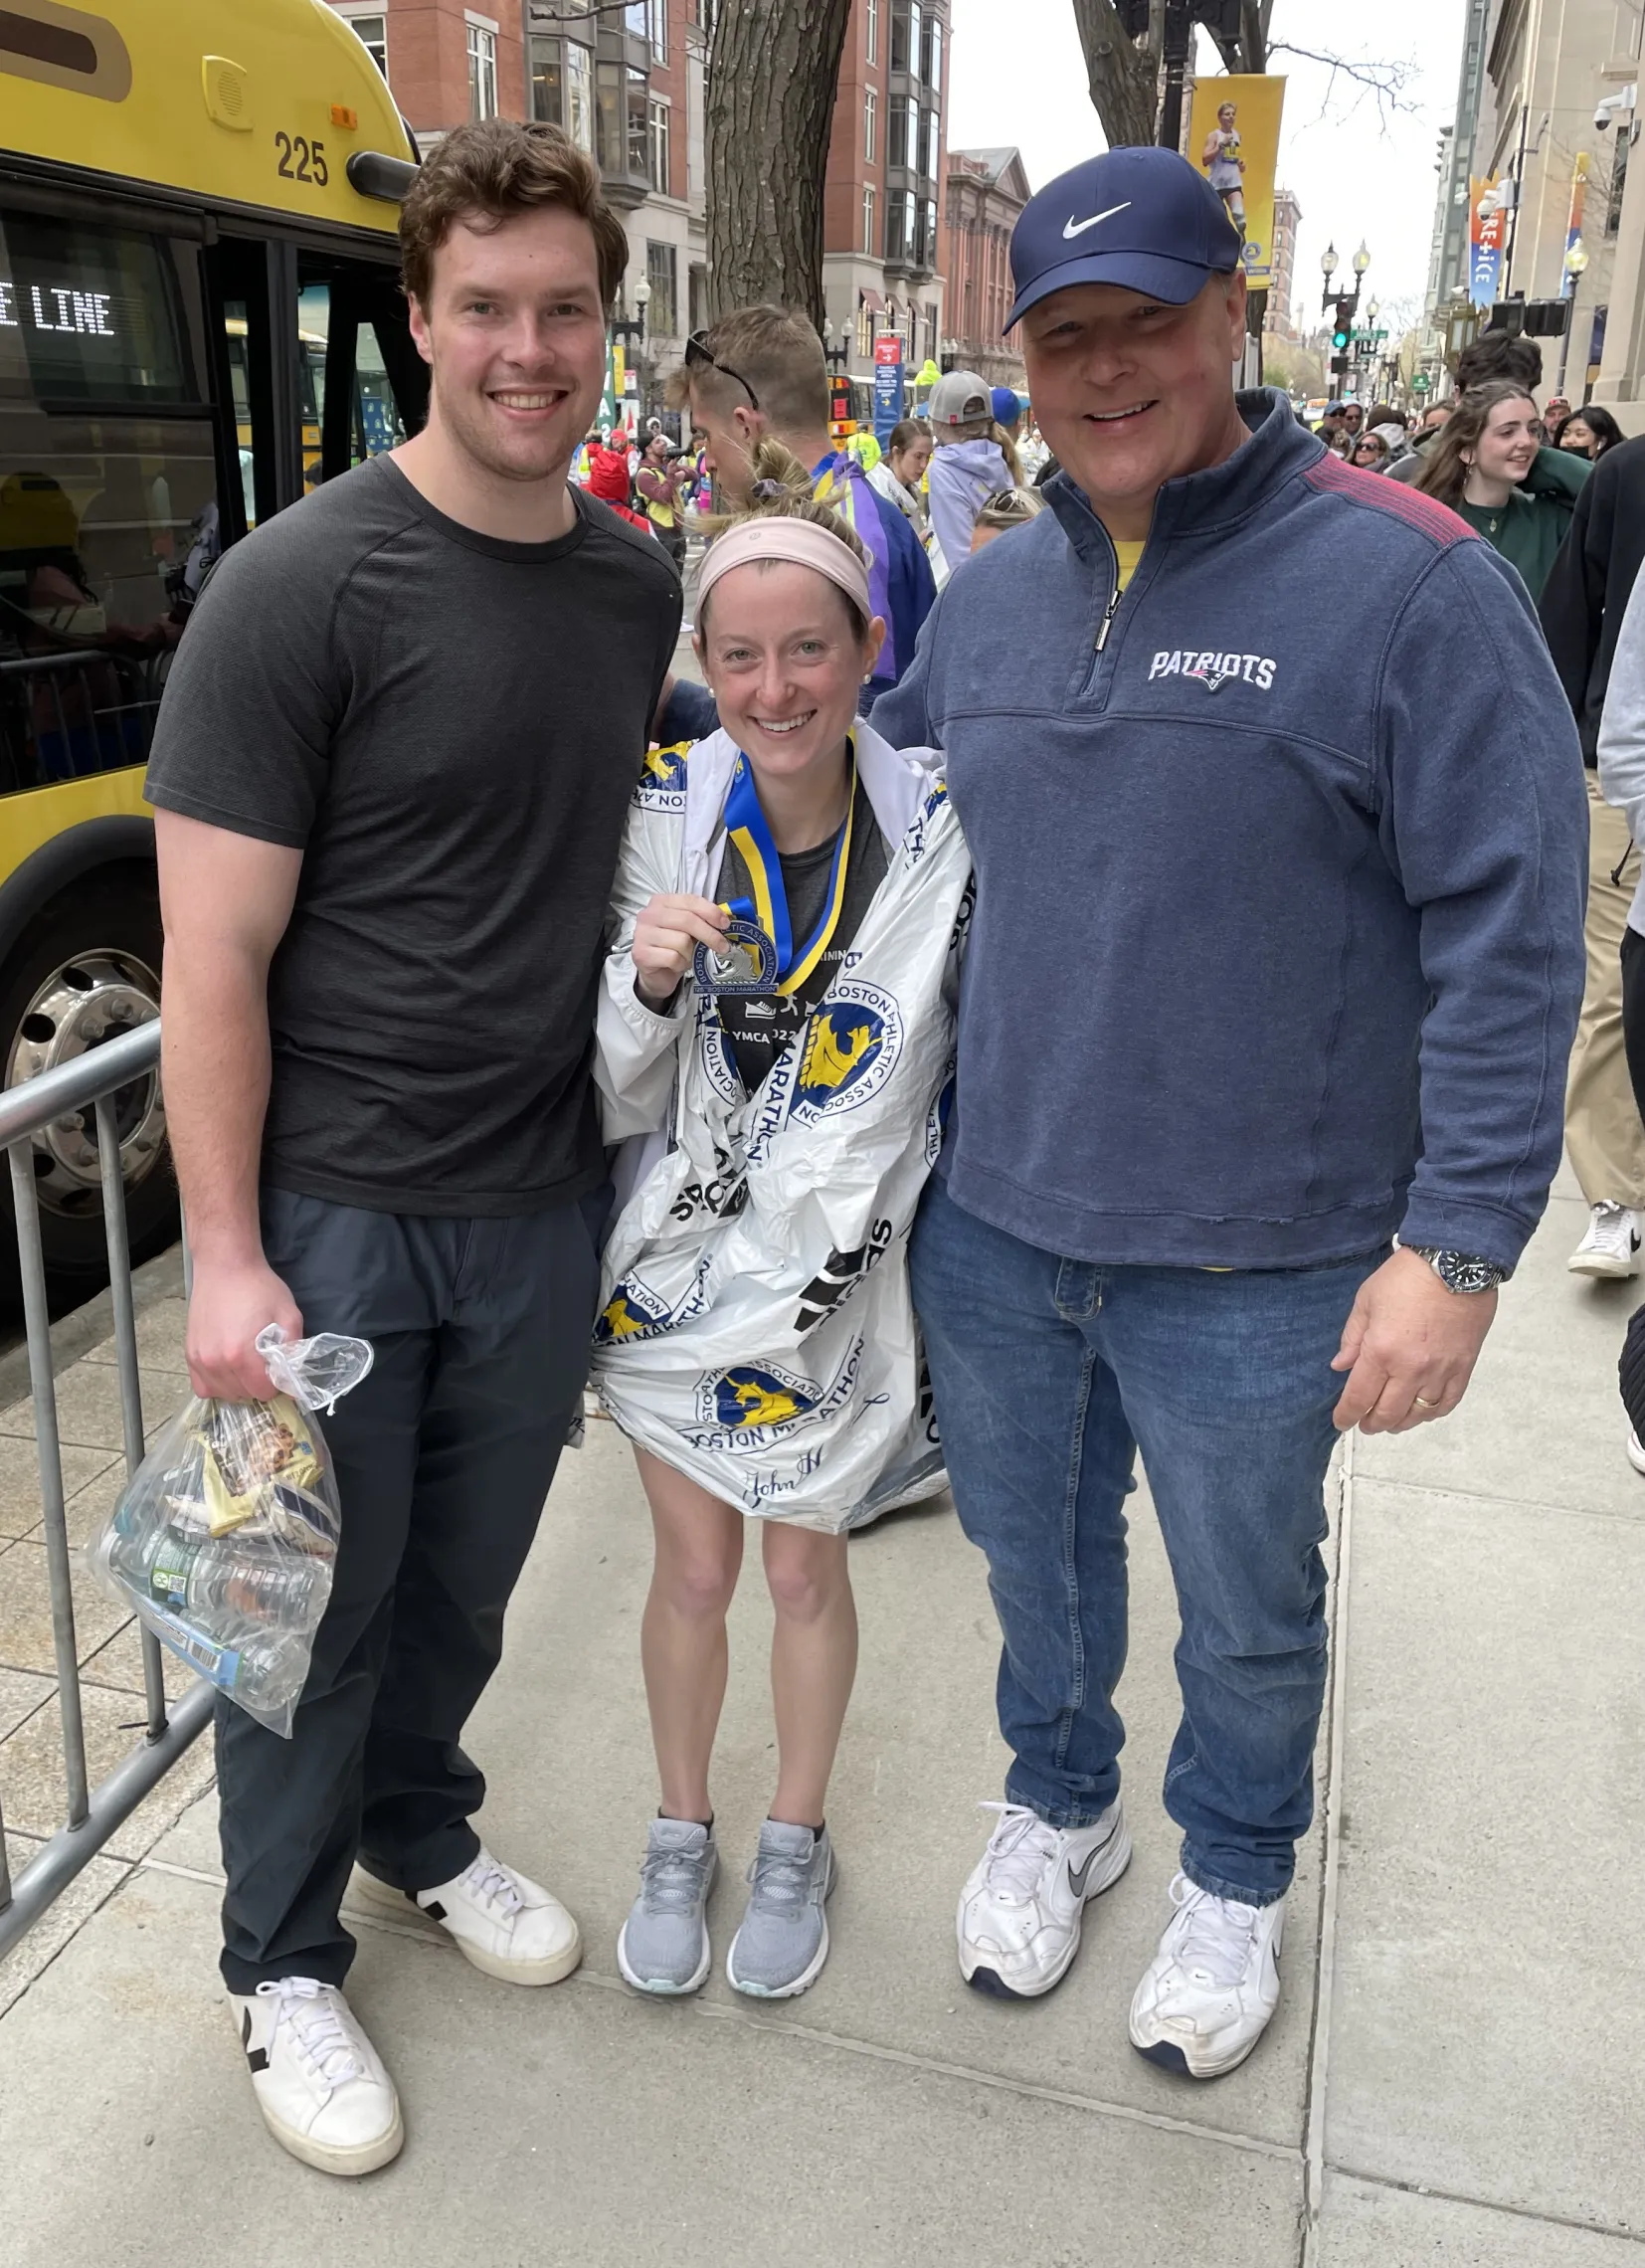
[1413,1396,1438,1410]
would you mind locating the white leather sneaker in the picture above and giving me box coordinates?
[1129,1873,1285,2079]
[351,1845,582,1985]
[956,1798,1131,1998]
[1569,1202,1642,1278]
[229,1977,403,2176]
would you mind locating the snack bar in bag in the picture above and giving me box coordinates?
[89,1326,373,1737]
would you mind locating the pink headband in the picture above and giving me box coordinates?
[695,515,872,628]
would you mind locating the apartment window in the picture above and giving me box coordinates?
[856,303,874,359]
[689,262,708,333]
[888,94,909,169]
[466,21,497,120]
[691,0,716,30]
[864,87,877,164]
[646,0,667,59]
[565,42,593,152]
[531,37,595,152]
[597,61,648,179]
[919,104,937,182]
[891,1,920,75]
[866,0,880,63]
[648,99,671,193]
[344,13,388,80]
[628,65,649,176]
[645,241,678,336]
[924,196,938,267]
[862,184,876,256]
[921,10,942,92]
[885,188,914,265]
[625,2,647,34]
[1607,132,1630,238]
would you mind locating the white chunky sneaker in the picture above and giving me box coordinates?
[229,1977,403,2176]
[957,1798,1131,1999]
[1129,1873,1285,2079]
[1628,1431,1645,1477]
[351,1845,582,1985]
[1569,1202,1642,1278]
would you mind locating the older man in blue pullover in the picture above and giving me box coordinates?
[871,148,1586,2080]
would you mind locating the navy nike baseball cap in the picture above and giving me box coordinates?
[1005,145,1243,332]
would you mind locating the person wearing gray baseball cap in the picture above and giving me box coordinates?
[925,368,1019,583]
[871,144,1585,2078]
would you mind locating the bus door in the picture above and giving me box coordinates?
[205,239,425,529]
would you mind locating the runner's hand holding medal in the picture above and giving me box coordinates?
[632,892,734,1006]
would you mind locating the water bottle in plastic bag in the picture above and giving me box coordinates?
[88,1325,373,1737]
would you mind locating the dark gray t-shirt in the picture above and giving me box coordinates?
[145,455,681,1216]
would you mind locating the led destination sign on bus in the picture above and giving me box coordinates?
[0,282,115,336]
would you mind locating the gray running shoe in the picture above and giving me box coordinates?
[725,1820,836,1998]
[617,1819,718,1994]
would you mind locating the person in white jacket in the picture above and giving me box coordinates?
[589,443,968,2004]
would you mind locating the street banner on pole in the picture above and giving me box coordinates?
[872,330,904,442]
[1188,75,1286,285]
[1469,177,1507,306]
[1561,150,1591,298]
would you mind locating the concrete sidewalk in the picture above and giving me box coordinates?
[0,1167,1641,2266]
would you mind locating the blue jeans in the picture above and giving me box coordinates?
[910,1181,1385,1907]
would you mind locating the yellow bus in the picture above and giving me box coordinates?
[0,0,424,1290]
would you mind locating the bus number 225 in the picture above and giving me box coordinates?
[274,132,329,188]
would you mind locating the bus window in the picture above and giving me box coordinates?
[295,260,420,489]
[0,207,217,794]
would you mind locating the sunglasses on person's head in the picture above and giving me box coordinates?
[684,330,761,413]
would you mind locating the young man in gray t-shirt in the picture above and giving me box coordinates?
[145,121,679,2176]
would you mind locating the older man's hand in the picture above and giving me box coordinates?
[1331,1244,1498,1433]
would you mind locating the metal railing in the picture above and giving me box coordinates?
[0,1020,212,1962]
[0,649,162,789]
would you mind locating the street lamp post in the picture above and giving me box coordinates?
[1321,241,1371,398]
[610,277,651,428]
[822,317,848,374]
[1557,239,1589,393]
[611,275,650,351]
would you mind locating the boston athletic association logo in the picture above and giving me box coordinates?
[688,1339,866,1454]
[789,979,902,1123]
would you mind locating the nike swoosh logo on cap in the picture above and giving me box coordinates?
[1062,202,1133,240]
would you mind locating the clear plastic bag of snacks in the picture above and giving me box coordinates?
[89,1326,373,1736]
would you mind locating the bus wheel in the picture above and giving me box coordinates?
[0,876,176,1302]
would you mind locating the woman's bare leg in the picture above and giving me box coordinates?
[762,1522,858,1827]
[635,1445,744,1821]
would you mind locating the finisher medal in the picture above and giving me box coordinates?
[692,749,857,1000]
[693,912,780,996]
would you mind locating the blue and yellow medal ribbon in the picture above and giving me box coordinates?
[717,745,856,997]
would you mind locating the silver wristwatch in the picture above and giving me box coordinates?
[1406,1246,1511,1295]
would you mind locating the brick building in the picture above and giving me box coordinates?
[326,0,951,418]
[327,0,709,416]
[944,146,1030,387]
[821,0,952,395]
[1265,187,1301,339]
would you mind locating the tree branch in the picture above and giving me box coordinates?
[1266,43,1418,130]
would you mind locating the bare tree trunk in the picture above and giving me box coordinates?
[705,0,852,326]
[1071,0,1160,147]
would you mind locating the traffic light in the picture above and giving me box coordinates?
[1331,297,1356,353]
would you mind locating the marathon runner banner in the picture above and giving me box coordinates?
[1188,75,1286,287]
